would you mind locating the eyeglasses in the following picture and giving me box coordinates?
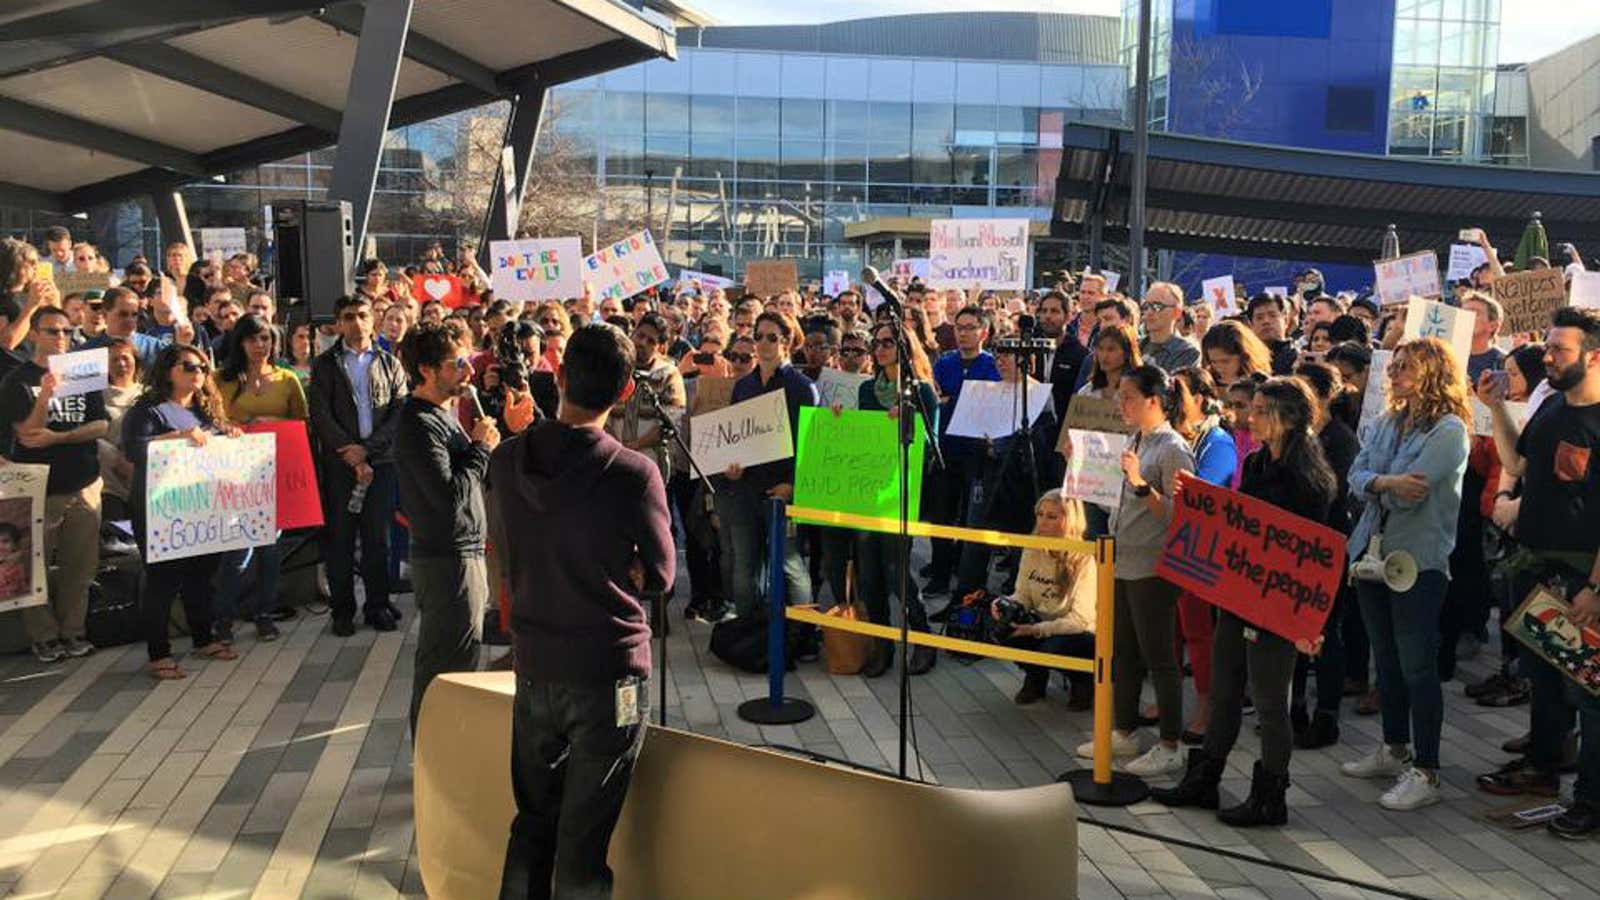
[755,332,783,344]
[1140,302,1176,313]
[450,357,472,371]
[177,361,209,374]
[725,351,753,364]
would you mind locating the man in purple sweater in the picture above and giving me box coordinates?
[489,323,674,900]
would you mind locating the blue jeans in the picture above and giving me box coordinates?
[723,489,812,619]
[213,535,283,626]
[1357,570,1448,769]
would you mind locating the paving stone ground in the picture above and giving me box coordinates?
[0,546,1591,899]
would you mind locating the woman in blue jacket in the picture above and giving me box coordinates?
[1340,338,1470,812]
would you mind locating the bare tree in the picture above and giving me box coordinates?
[1169,36,1263,139]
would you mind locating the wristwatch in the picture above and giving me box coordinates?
[1132,482,1153,498]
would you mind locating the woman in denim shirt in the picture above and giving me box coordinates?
[1340,338,1470,812]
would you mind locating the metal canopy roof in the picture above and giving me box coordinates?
[1051,123,1600,266]
[0,0,677,214]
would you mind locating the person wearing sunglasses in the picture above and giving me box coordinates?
[1138,282,1201,375]
[121,342,244,679]
[724,336,757,379]
[0,305,112,664]
[837,331,872,375]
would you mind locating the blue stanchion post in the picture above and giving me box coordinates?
[737,498,815,725]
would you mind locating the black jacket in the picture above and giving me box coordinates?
[395,396,490,558]
[307,342,407,465]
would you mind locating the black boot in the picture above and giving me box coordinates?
[1149,749,1224,810]
[1290,704,1309,745]
[1294,710,1340,750]
[1014,670,1047,705]
[862,641,894,678]
[1217,761,1288,827]
[907,644,937,675]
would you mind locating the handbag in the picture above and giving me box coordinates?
[823,561,873,675]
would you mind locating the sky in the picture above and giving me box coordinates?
[687,0,1600,65]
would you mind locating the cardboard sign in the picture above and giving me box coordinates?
[1470,398,1529,437]
[54,270,112,297]
[412,273,468,309]
[1494,268,1568,335]
[823,270,851,297]
[584,230,668,302]
[689,389,794,475]
[198,226,247,261]
[489,237,583,302]
[1402,297,1474,375]
[1507,585,1600,697]
[1201,275,1238,316]
[242,420,323,530]
[689,376,736,415]
[46,347,107,398]
[0,464,49,614]
[1157,473,1347,645]
[1571,271,1600,310]
[1446,243,1489,282]
[814,369,871,411]
[744,259,800,298]
[945,379,1050,439]
[1373,251,1441,306]
[794,407,924,520]
[1056,392,1131,454]
[144,433,277,563]
[927,218,1029,291]
[1061,428,1130,508]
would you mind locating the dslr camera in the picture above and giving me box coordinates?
[990,596,1041,641]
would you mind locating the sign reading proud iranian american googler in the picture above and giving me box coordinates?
[926,219,1030,291]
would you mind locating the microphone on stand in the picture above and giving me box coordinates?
[860,266,904,314]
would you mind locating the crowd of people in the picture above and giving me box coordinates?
[4,217,1600,896]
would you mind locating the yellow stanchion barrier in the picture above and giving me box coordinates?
[784,605,1093,672]
[787,505,1098,556]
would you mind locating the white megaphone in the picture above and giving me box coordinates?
[1349,534,1418,592]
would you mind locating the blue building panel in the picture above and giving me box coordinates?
[1197,0,1333,39]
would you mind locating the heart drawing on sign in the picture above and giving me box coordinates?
[423,277,451,301]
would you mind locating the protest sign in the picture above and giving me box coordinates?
[1571,271,1600,310]
[945,380,1051,439]
[927,218,1029,291]
[1056,392,1132,453]
[488,237,582,302]
[689,376,736,415]
[1506,584,1600,697]
[1402,297,1474,375]
[1494,268,1568,335]
[242,420,323,530]
[891,258,930,283]
[54,270,112,296]
[1157,473,1347,644]
[34,261,51,284]
[46,347,107,398]
[689,390,793,475]
[1470,398,1529,437]
[744,259,800,297]
[583,230,669,302]
[412,273,468,309]
[1061,429,1130,508]
[1446,243,1489,282]
[677,269,734,292]
[1263,286,1288,300]
[1201,275,1238,316]
[1101,271,1121,294]
[0,464,49,614]
[1359,349,1393,436]
[794,407,924,520]
[814,369,871,411]
[822,270,851,297]
[197,227,247,262]
[1373,251,1441,306]
[145,433,276,563]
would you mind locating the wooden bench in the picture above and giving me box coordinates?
[415,672,1079,899]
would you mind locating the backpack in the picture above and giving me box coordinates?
[710,614,804,674]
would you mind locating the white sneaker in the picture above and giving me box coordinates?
[1076,730,1139,760]
[1340,744,1412,779]
[1124,742,1187,778]
[1379,766,1441,811]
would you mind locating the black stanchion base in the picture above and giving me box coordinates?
[737,698,816,725]
[1058,768,1149,807]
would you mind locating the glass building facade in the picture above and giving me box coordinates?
[545,44,1125,282]
[1386,0,1501,160]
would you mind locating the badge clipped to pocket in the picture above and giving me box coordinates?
[615,676,641,727]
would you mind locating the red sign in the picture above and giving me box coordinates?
[242,420,324,530]
[411,273,468,309]
[1156,473,1346,645]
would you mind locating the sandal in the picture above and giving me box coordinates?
[149,658,186,680]
[196,642,239,661]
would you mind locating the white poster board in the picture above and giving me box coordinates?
[1446,243,1489,282]
[500,145,520,238]
[197,227,247,262]
[47,347,108,398]
[1359,349,1394,438]
[1470,398,1529,437]
[144,433,277,563]
[927,218,1029,291]
[1062,429,1130,508]
[1402,297,1475,376]
[1373,251,1441,306]
[689,390,794,475]
[582,230,669,302]
[814,370,871,411]
[1101,271,1121,294]
[678,269,734,292]
[1263,286,1288,300]
[0,464,49,614]
[1201,275,1239,316]
[489,237,584,302]
[944,380,1051,439]
[891,258,930,283]
[822,270,851,297]
[1571,271,1600,310]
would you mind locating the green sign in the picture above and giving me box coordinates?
[794,407,924,520]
